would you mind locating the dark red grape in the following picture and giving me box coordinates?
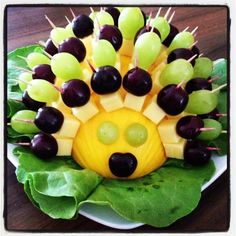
[22,91,46,111]
[109,152,137,177]
[167,48,196,66]
[91,66,122,94]
[31,133,58,159]
[162,24,179,47]
[72,14,94,38]
[198,108,220,121]
[185,78,212,94]
[34,107,64,134]
[157,84,189,115]
[99,25,123,51]
[191,45,200,57]
[61,79,90,107]
[32,64,56,84]
[44,39,58,56]
[134,26,161,44]
[59,37,86,62]
[123,67,152,96]
[176,115,204,139]
[105,7,120,26]
[184,140,211,166]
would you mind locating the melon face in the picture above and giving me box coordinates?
[72,108,166,179]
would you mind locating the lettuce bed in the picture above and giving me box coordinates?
[7,46,227,228]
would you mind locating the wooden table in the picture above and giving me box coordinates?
[5,5,229,232]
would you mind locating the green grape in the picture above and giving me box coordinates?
[193,57,213,78]
[50,27,71,45]
[159,59,194,86]
[185,90,218,114]
[197,118,222,140]
[97,121,119,145]
[27,79,59,103]
[125,123,148,147]
[51,52,83,81]
[93,39,116,67]
[168,32,194,53]
[11,110,40,134]
[134,32,161,70]
[89,11,97,21]
[26,52,51,69]
[118,7,144,40]
[151,17,170,41]
[65,23,76,37]
[18,72,33,91]
[94,11,114,32]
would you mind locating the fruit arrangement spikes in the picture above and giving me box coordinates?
[10,7,227,179]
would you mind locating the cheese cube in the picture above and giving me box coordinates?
[72,100,99,123]
[151,62,166,94]
[157,119,181,143]
[55,137,73,156]
[163,139,187,159]
[143,95,166,124]
[51,97,71,114]
[124,93,146,112]
[99,92,123,112]
[83,68,92,88]
[56,114,80,138]
[119,39,134,57]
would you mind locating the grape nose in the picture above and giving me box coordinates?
[109,152,137,177]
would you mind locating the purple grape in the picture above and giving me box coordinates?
[72,14,94,38]
[176,115,204,139]
[58,37,86,62]
[184,140,211,166]
[191,45,200,57]
[31,133,58,159]
[91,66,122,94]
[34,107,64,134]
[167,48,196,66]
[105,7,120,26]
[157,84,189,115]
[134,26,161,44]
[22,91,45,111]
[44,39,58,56]
[123,67,152,96]
[198,108,220,121]
[109,152,137,177]
[61,79,90,107]
[162,24,179,47]
[99,25,123,51]
[32,64,56,84]
[185,78,212,94]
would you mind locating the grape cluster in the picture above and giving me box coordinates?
[13,6,226,166]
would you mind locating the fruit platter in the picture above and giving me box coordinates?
[6,6,228,230]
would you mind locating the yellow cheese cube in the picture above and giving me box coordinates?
[83,68,92,89]
[51,96,71,114]
[72,100,99,123]
[81,36,93,58]
[119,39,134,57]
[124,93,146,112]
[163,139,187,159]
[56,114,80,138]
[55,137,73,156]
[143,95,166,124]
[157,119,181,143]
[151,62,166,94]
[99,92,123,112]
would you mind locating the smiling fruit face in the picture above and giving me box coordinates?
[72,107,166,179]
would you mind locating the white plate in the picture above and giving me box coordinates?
[7,143,227,230]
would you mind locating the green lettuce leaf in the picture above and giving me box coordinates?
[211,59,227,87]
[80,159,215,227]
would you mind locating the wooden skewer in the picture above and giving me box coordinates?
[199,53,204,57]
[70,7,76,18]
[43,50,53,59]
[221,130,227,134]
[216,113,227,117]
[207,147,221,151]
[86,59,96,73]
[154,7,162,20]
[199,127,216,131]
[13,66,33,74]
[208,77,220,83]
[168,11,175,23]
[164,7,172,19]
[90,7,95,13]
[38,40,46,47]
[211,83,227,93]
[146,11,152,27]
[17,55,27,61]
[176,80,185,89]
[16,142,31,146]
[191,26,199,35]
[182,26,189,32]
[187,54,198,63]
[65,15,71,24]
[14,118,34,124]
[45,15,56,29]
[190,41,198,48]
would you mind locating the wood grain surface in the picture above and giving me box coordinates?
[5,5,229,232]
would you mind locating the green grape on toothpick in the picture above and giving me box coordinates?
[193,57,213,78]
